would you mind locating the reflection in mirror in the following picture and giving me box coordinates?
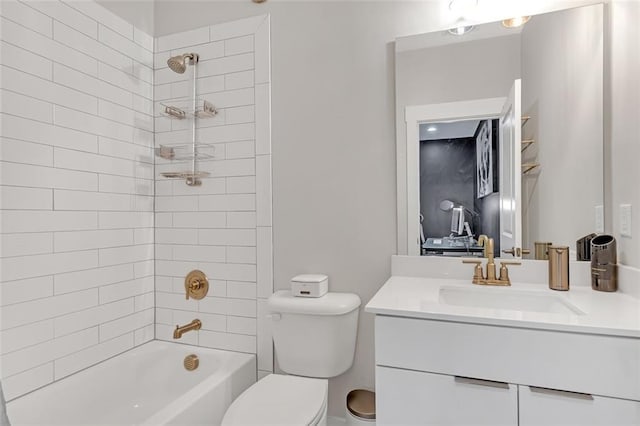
[419,119,499,257]
[396,4,604,260]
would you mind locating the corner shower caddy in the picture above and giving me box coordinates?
[156,52,217,186]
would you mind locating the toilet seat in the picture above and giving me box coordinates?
[221,374,328,426]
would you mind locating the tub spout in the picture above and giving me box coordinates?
[173,319,201,339]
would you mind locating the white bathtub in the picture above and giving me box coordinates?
[6,341,256,425]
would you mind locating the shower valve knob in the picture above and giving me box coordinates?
[184,270,209,300]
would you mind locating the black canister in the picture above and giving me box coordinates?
[591,235,617,292]
[576,233,596,261]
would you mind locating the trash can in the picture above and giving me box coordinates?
[345,389,376,425]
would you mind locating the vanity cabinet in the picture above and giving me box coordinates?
[374,315,640,426]
[518,385,640,426]
[377,366,518,425]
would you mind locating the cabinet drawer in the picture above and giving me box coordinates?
[375,315,640,400]
[376,366,518,426]
[519,385,640,426]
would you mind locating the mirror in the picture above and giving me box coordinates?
[395,4,604,259]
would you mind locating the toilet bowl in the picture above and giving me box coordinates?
[221,374,328,426]
[221,289,360,426]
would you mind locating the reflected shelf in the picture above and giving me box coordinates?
[521,139,535,152]
[522,163,540,174]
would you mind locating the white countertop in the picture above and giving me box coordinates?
[365,276,640,338]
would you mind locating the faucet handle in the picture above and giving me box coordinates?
[462,259,484,284]
[498,261,521,285]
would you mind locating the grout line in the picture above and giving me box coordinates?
[2,108,153,151]
[0,17,153,88]
[2,133,154,160]
[0,157,155,182]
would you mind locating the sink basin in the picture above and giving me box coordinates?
[439,286,585,315]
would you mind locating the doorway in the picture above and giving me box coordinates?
[419,119,500,257]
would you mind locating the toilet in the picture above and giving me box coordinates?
[221,290,361,426]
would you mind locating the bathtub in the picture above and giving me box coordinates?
[6,341,256,425]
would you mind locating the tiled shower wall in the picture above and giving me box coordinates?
[153,15,273,377]
[0,0,155,400]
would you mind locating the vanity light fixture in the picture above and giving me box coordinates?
[502,16,531,28]
[448,25,475,36]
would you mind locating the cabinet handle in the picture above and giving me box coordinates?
[454,376,510,389]
[529,386,594,400]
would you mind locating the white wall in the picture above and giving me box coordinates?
[152,15,274,378]
[150,0,613,417]
[396,35,522,105]
[0,0,155,400]
[521,5,603,251]
[608,0,639,267]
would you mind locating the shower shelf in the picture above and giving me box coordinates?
[161,99,218,120]
[522,162,540,174]
[154,143,216,162]
[160,171,211,184]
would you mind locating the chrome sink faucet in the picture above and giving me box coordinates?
[462,235,520,286]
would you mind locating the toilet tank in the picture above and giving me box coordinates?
[267,290,361,378]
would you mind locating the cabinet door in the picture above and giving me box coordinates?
[376,366,518,426]
[519,385,640,426]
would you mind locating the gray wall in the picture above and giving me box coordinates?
[420,138,476,238]
[521,5,604,252]
[608,0,640,267]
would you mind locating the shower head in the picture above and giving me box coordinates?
[167,53,199,74]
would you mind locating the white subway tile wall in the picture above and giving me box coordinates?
[0,0,154,400]
[1,1,273,398]
[153,15,272,377]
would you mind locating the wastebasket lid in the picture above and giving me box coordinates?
[347,389,376,420]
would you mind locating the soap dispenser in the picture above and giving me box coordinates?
[548,246,570,291]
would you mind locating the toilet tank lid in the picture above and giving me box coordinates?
[268,290,361,315]
[291,274,328,283]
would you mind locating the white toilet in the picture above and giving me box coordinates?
[221,290,361,426]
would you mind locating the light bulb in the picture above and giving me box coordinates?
[447,25,475,36]
[502,16,532,28]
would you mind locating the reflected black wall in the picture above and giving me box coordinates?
[419,119,501,255]
[419,137,476,238]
